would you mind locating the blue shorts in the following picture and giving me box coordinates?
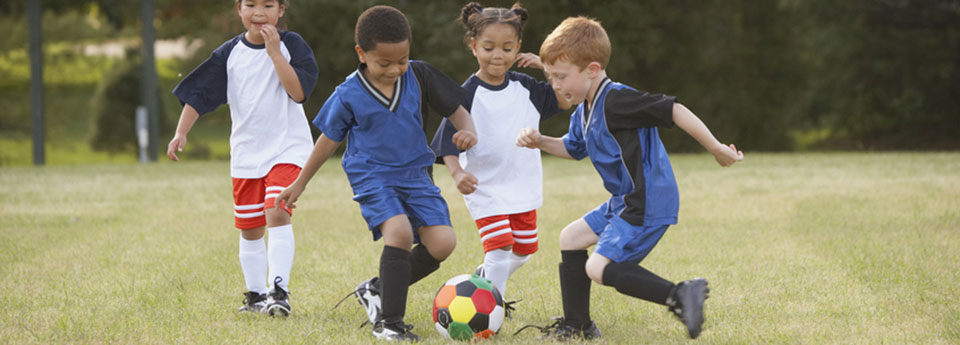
[353,184,451,242]
[584,200,670,264]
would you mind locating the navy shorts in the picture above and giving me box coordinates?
[583,200,670,264]
[353,184,451,242]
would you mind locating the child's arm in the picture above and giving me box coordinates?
[447,106,478,150]
[443,155,478,194]
[262,24,306,102]
[516,127,575,159]
[515,53,572,110]
[672,103,743,166]
[274,134,341,210]
[167,104,201,161]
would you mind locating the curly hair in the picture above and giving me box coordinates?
[459,2,528,46]
[355,5,412,51]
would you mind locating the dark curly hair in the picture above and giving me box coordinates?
[355,5,412,52]
[459,2,528,47]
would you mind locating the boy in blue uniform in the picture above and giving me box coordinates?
[516,17,743,340]
[275,5,477,342]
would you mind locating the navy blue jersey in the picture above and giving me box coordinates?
[313,61,465,192]
[563,78,679,226]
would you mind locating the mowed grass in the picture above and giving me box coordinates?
[1,152,958,344]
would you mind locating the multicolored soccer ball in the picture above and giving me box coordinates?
[432,274,505,340]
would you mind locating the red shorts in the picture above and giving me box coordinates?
[474,210,538,255]
[232,164,301,230]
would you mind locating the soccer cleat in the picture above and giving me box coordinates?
[514,316,601,340]
[474,264,485,278]
[669,278,710,339]
[238,291,269,313]
[372,320,420,342]
[266,277,292,317]
[503,299,520,319]
[355,277,382,326]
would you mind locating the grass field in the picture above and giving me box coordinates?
[1,153,958,344]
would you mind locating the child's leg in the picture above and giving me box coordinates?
[588,222,675,305]
[474,215,515,294]
[264,208,293,291]
[557,218,598,329]
[378,214,415,325]
[411,224,455,285]
[239,227,268,294]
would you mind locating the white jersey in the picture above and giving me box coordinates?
[432,72,561,220]
[173,32,319,178]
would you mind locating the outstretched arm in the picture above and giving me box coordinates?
[672,103,743,166]
[442,155,478,194]
[167,104,200,161]
[447,106,478,150]
[516,127,575,159]
[274,134,341,209]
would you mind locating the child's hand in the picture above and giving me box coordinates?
[167,134,187,161]
[711,143,743,167]
[453,130,478,150]
[273,183,304,210]
[516,127,542,148]
[261,24,282,58]
[515,53,543,70]
[452,170,479,195]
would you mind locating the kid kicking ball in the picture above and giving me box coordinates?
[432,274,505,340]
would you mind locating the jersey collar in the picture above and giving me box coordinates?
[583,77,612,135]
[356,63,403,112]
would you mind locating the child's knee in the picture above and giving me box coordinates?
[264,208,291,226]
[584,255,609,284]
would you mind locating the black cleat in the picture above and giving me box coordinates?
[266,277,291,317]
[238,291,269,314]
[514,316,601,341]
[355,277,382,327]
[372,320,420,342]
[670,278,709,339]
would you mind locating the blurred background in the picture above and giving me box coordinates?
[1,0,958,166]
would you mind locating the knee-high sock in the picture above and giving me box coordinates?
[559,250,591,328]
[239,235,268,294]
[483,249,512,296]
[380,245,411,324]
[409,244,441,286]
[508,251,530,276]
[601,261,675,305]
[267,224,295,292]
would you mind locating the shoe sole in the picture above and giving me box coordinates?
[266,304,291,317]
[681,278,709,339]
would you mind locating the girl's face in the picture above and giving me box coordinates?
[356,40,411,88]
[237,0,285,41]
[471,23,520,84]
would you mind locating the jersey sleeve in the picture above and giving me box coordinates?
[512,72,561,121]
[430,117,461,162]
[280,31,319,103]
[410,61,466,117]
[604,88,676,131]
[561,110,589,160]
[312,89,353,142]
[172,39,234,116]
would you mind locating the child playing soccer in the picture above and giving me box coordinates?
[515,17,743,340]
[166,0,318,317]
[431,2,570,305]
[273,5,478,341]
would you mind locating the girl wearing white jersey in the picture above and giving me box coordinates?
[432,2,571,303]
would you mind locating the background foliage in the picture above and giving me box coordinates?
[0,0,958,164]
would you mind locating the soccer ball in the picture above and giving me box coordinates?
[432,274,505,340]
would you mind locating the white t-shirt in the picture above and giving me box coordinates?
[432,71,561,220]
[173,32,318,178]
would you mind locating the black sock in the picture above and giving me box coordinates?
[379,245,411,324]
[559,250,591,328]
[601,261,676,305]
[409,244,441,285]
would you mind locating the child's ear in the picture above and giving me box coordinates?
[587,61,602,77]
[355,45,366,64]
[470,38,478,56]
[279,4,286,18]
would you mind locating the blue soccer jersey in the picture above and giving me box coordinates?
[563,78,680,226]
[313,61,465,193]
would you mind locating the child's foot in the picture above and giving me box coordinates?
[266,277,291,317]
[670,278,709,339]
[238,291,269,313]
[474,264,485,278]
[372,320,420,342]
[355,277,382,326]
[516,316,601,340]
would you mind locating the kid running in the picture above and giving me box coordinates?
[431,2,570,304]
[515,17,743,340]
[274,5,478,341]
[167,0,318,317]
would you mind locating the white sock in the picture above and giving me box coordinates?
[483,248,512,296]
[238,235,268,294]
[508,251,530,276]
[267,224,295,292]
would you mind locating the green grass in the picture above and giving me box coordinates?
[1,153,958,344]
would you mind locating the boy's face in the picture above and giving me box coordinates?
[543,59,597,105]
[356,40,411,87]
[471,23,520,82]
[237,0,284,38]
